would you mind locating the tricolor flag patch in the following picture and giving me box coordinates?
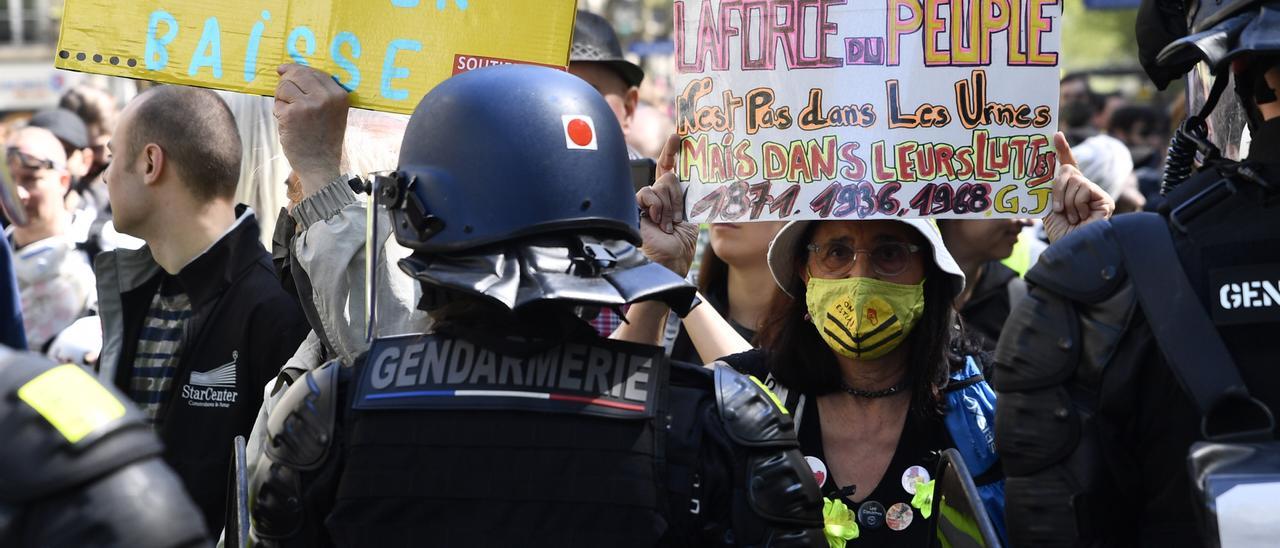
[562,115,598,150]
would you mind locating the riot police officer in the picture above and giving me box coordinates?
[0,348,209,547]
[995,0,1280,546]
[247,65,825,547]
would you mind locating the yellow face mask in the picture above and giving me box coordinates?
[805,276,926,360]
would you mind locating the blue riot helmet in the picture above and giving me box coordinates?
[379,65,694,316]
[1152,0,1280,125]
[388,64,639,251]
[1138,0,1280,88]
[1136,0,1280,191]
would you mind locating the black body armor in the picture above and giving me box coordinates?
[0,350,210,547]
[249,332,825,547]
[994,150,1280,547]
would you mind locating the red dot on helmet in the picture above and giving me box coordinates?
[567,119,593,146]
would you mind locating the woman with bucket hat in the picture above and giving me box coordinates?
[620,132,1114,546]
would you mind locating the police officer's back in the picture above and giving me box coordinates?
[247,66,824,547]
[994,1,1280,545]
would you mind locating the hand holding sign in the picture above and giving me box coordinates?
[274,64,350,198]
[1043,132,1115,243]
[637,134,698,277]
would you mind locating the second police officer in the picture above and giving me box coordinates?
[996,0,1280,545]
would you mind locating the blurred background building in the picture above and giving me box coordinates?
[1,0,133,122]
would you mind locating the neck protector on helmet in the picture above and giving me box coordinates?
[398,232,696,319]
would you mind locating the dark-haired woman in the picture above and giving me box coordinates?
[723,217,994,546]
[621,132,1115,546]
[665,221,785,363]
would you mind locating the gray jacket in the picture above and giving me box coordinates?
[289,177,428,365]
[94,240,161,384]
[223,178,430,546]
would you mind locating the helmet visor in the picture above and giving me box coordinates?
[1188,63,1250,160]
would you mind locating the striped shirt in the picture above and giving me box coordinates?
[589,226,712,338]
[590,308,623,337]
[129,278,192,424]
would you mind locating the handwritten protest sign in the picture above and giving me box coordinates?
[54,0,576,114]
[675,0,1062,222]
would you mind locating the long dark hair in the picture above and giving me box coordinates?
[696,243,727,296]
[754,223,972,417]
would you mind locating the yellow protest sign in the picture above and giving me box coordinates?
[54,0,576,114]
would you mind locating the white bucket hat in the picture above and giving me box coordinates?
[766,219,966,299]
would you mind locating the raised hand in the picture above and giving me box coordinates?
[273,64,350,198]
[636,134,698,276]
[1043,131,1115,243]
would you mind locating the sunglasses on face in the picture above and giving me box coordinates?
[806,240,922,277]
[6,148,64,172]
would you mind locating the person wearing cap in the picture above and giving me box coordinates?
[569,10,645,157]
[621,131,1113,545]
[28,108,95,183]
[2,126,97,353]
[995,1,1280,545]
[569,10,648,338]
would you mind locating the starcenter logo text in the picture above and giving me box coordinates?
[182,352,239,408]
[182,385,239,407]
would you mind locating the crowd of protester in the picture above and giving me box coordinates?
[1,41,1179,377]
[0,8,1198,546]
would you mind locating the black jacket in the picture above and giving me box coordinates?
[995,119,1280,547]
[1111,127,1280,545]
[960,260,1025,352]
[95,207,309,534]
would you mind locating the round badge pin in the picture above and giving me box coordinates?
[887,502,914,531]
[804,456,829,487]
[857,500,886,530]
[901,465,932,495]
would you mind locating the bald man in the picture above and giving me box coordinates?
[4,127,96,351]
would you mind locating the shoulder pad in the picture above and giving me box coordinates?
[0,350,160,503]
[997,220,1141,394]
[35,459,212,547]
[992,288,1081,393]
[746,450,825,527]
[265,359,341,470]
[1025,220,1127,304]
[713,363,797,448]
